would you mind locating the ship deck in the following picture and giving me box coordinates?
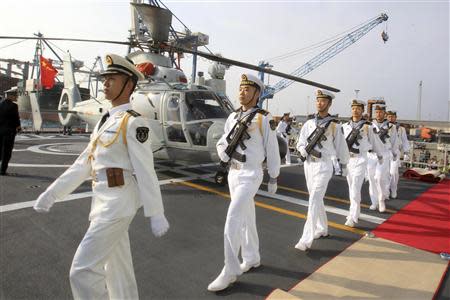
[1,133,448,299]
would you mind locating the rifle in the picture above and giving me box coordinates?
[300,119,334,162]
[215,109,260,184]
[378,125,390,144]
[346,121,368,154]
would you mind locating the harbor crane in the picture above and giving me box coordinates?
[259,13,389,105]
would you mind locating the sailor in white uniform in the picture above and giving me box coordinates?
[208,74,280,292]
[367,104,399,212]
[276,113,292,164]
[295,89,349,251]
[34,54,169,300]
[342,100,383,227]
[387,110,410,199]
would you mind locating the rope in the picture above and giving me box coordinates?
[0,39,28,50]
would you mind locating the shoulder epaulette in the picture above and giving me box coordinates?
[330,114,340,122]
[127,109,141,117]
[256,108,269,116]
[307,114,315,120]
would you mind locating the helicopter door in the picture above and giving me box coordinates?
[163,92,189,146]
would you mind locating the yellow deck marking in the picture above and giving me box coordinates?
[177,181,366,235]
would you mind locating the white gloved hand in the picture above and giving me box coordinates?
[299,147,307,159]
[377,156,383,165]
[150,214,170,237]
[340,165,348,177]
[403,153,410,161]
[334,164,342,176]
[267,177,278,194]
[268,182,277,194]
[33,191,57,213]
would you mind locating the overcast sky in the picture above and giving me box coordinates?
[1,0,449,121]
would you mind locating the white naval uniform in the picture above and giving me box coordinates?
[389,124,410,198]
[216,107,280,277]
[276,120,291,164]
[34,103,163,300]
[342,120,383,223]
[296,115,349,249]
[367,120,399,207]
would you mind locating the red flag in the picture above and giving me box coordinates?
[40,55,58,89]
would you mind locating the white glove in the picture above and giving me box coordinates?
[299,147,307,159]
[403,153,410,161]
[334,164,342,176]
[33,191,57,213]
[377,156,383,165]
[267,177,278,194]
[340,165,348,177]
[150,214,170,237]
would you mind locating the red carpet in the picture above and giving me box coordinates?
[373,179,450,254]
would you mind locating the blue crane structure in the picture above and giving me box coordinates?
[259,13,389,106]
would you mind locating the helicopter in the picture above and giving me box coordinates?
[1,1,340,181]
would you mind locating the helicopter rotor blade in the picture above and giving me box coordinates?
[0,36,131,46]
[1,36,340,92]
[171,46,340,92]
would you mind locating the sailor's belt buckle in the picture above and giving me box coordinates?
[350,153,360,158]
[230,161,242,170]
[310,156,320,162]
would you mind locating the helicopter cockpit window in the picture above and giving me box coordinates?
[167,95,181,122]
[217,94,234,113]
[183,91,231,146]
[184,91,232,121]
[166,94,187,143]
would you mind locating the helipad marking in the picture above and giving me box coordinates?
[0,173,215,213]
[26,143,83,156]
[257,190,386,224]
[15,134,88,141]
[267,183,397,214]
[9,163,72,168]
[0,192,93,213]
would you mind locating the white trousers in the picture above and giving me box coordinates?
[367,152,391,206]
[346,155,367,223]
[390,152,400,198]
[283,137,291,164]
[298,159,332,248]
[378,152,392,201]
[70,216,138,300]
[223,168,263,276]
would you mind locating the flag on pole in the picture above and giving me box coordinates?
[40,55,58,89]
